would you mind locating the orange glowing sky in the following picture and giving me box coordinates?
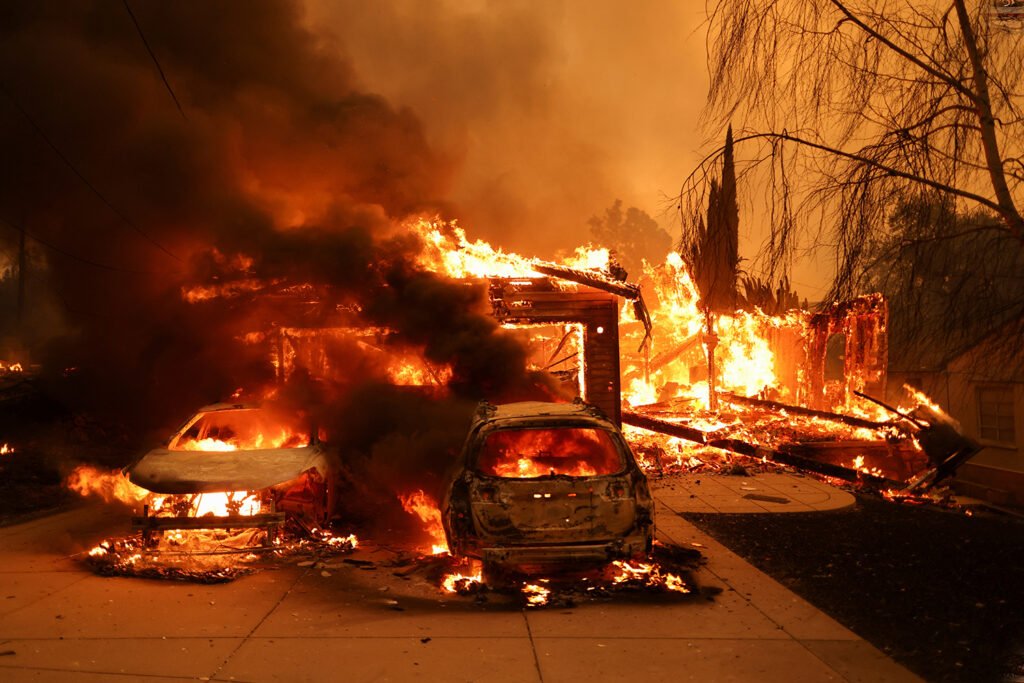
[304,1,837,301]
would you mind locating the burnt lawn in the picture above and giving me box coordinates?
[684,495,1024,683]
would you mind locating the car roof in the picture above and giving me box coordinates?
[474,400,615,428]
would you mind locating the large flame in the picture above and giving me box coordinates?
[478,427,621,478]
[175,216,945,485]
[64,465,150,505]
[399,489,449,555]
[64,465,263,517]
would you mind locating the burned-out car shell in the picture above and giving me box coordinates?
[442,400,654,571]
[125,403,334,525]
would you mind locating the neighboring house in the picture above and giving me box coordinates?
[887,319,1024,506]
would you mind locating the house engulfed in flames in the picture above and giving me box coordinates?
[192,218,976,496]
[62,217,980,588]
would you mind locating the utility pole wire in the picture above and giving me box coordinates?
[122,0,188,122]
[0,83,182,263]
[0,214,149,275]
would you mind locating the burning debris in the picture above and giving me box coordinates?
[132,209,976,503]
[85,526,358,583]
[423,541,707,608]
[65,463,357,582]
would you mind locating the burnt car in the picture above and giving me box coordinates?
[442,399,654,576]
[126,402,335,529]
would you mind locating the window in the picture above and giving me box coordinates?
[824,333,846,381]
[977,386,1016,445]
[170,408,310,451]
[477,427,623,478]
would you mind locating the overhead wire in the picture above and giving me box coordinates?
[0,214,149,275]
[121,0,188,122]
[0,83,183,263]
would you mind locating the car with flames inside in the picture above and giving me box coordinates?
[126,402,335,536]
[441,399,654,579]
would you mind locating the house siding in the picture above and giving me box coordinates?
[889,340,1024,506]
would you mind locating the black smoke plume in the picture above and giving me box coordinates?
[0,2,562,524]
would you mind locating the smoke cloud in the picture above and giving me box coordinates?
[304,0,709,256]
[0,1,557,443]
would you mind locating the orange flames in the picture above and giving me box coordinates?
[189,491,262,517]
[64,465,263,517]
[479,428,622,478]
[0,443,12,455]
[169,408,309,452]
[522,582,551,606]
[398,489,449,555]
[0,361,23,372]
[172,430,305,452]
[618,252,798,410]
[611,560,690,593]
[178,438,238,452]
[175,216,946,487]
[441,570,483,593]
[64,465,150,505]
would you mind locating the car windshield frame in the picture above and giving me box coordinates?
[167,407,312,451]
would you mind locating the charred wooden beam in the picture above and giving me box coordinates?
[853,390,927,428]
[530,262,640,300]
[621,410,710,445]
[621,409,904,489]
[722,392,894,431]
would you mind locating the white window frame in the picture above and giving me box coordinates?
[976,384,1016,447]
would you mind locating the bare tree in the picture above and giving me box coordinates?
[682,0,1024,301]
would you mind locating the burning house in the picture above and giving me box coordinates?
[60,216,981,579]
[0,3,988,599]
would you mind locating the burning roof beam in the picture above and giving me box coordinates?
[530,262,640,300]
[529,261,653,347]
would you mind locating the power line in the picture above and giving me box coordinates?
[121,0,187,122]
[0,214,148,275]
[0,83,183,262]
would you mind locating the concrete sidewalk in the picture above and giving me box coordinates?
[0,481,918,682]
[656,471,856,513]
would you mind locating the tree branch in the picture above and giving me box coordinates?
[827,0,980,105]
[732,131,1007,218]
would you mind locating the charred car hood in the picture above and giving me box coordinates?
[127,446,328,494]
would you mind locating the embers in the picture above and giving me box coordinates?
[431,541,710,608]
[84,521,358,583]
